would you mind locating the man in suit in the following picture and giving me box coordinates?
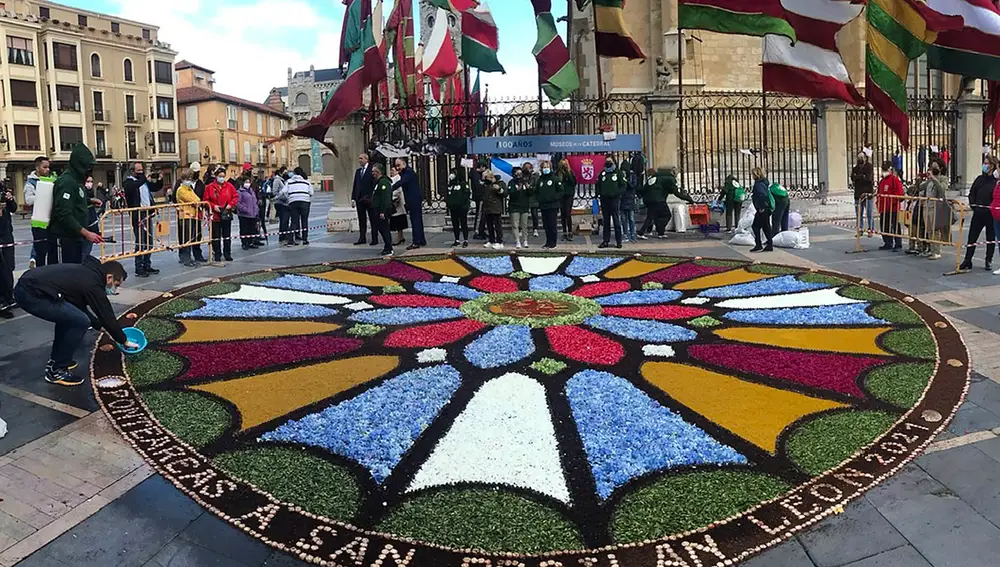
[393,157,426,250]
[351,152,378,246]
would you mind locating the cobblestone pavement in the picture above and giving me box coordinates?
[4,197,1000,566]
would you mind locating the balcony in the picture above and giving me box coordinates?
[125,113,144,125]
[94,109,109,122]
[95,148,112,159]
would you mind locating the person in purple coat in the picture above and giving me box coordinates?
[236,176,260,250]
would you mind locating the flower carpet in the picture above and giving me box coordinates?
[90,253,970,567]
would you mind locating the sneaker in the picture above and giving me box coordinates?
[749,246,763,253]
[656,234,667,239]
[986,262,993,271]
[44,367,84,386]
[452,240,460,247]
[763,245,774,252]
[494,243,504,250]
[616,243,623,249]
[195,257,209,263]
[515,241,522,249]
[353,239,367,246]
[567,234,574,241]
[533,230,539,237]
[462,240,468,248]
[522,242,529,249]
[183,261,197,267]
[224,256,234,262]
[598,242,610,249]
[47,359,78,370]
[147,268,160,275]
[301,241,310,246]
[406,244,421,251]
[484,242,494,249]
[993,267,1000,275]
[135,271,150,278]
[637,234,648,240]
[928,254,942,260]
[959,262,973,271]
[380,248,394,257]
[28,258,36,269]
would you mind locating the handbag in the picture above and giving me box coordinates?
[219,209,233,222]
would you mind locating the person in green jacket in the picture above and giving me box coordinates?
[718,174,746,233]
[443,166,472,248]
[769,181,790,234]
[535,160,563,249]
[638,166,693,239]
[371,164,395,257]
[481,170,506,249]
[50,144,101,263]
[523,161,541,239]
[508,167,533,249]
[596,156,625,248]
[557,159,577,241]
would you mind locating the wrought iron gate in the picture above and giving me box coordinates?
[846,98,959,188]
[679,91,821,199]
[367,95,649,211]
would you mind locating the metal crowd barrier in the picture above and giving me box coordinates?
[97,202,213,262]
[849,192,968,275]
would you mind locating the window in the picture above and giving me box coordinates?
[14,125,40,151]
[123,58,133,82]
[127,129,138,160]
[111,22,120,34]
[42,41,47,69]
[90,53,101,77]
[186,139,199,164]
[243,140,251,162]
[158,132,176,154]
[281,145,287,163]
[228,138,237,162]
[241,110,249,131]
[38,6,49,19]
[294,92,308,106]
[258,142,265,164]
[269,117,276,136]
[78,14,87,27]
[93,91,105,120]
[154,60,172,84]
[185,105,198,129]
[52,42,77,71]
[55,85,80,111]
[7,36,34,66]
[147,60,151,84]
[59,127,83,151]
[142,28,150,40]
[95,130,107,157]
[156,96,173,120]
[257,114,263,135]
[226,105,237,129]
[125,94,136,122]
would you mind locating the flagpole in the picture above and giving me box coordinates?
[678,22,684,174]
[761,65,768,165]
[590,0,606,122]
[464,64,472,137]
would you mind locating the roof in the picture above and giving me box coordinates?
[292,67,345,83]
[176,87,291,119]
[175,60,215,74]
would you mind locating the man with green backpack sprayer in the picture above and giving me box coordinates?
[770,181,790,234]
[718,173,746,233]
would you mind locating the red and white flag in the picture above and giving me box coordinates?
[762,0,864,106]
[422,8,460,79]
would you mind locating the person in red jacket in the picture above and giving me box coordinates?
[876,160,905,251]
[204,166,238,262]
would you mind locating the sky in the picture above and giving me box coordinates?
[76,0,569,103]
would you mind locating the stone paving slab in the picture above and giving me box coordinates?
[797,499,908,567]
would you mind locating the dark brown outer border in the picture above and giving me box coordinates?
[90,254,971,567]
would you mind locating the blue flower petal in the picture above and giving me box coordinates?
[464,325,535,369]
[460,255,514,275]
[698,275,827,298]
[414,282,483,300]
[528,274,575,292]
[349,307,464,325]
[723,303,885,325]
[566,370,747,500]
[261,365,461,484]
[177,298,338,319]
[565,256,626,277]
[585,315,697,342]
[594,289,682,306]
[257,274,369,295]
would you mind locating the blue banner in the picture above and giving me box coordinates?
[467,134,643,155]
[310,140,324,174]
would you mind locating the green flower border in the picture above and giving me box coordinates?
[460,291,602,329]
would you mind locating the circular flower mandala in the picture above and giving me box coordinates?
[92,253,969,567]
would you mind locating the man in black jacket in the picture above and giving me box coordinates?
[13,257,135,386]
[351,152,378,246]
[123,162,164,277]
[0,182,16,318]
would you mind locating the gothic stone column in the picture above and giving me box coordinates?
[646,94,681,169]
[956,97,988,195]
[816,100,849,198]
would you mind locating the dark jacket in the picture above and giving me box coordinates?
[16,256,127,344]
[372,176,393,214]
[596,168,625,199]
[352,164,375,202]
[719,174,745,205]
[507,179,532,213]
[559,170,577,204]
[482,179,505,215]
[123,172,164,209]
[50,144,97,239]
[443,181,471,210]
[392,167,422,205]
[642,169,693,205]
[969,174,996,208]
[851,161,875,200]
[1,188,15,243]
[752,178,772,212]
[471,169,484,201]
[535,173,563,209]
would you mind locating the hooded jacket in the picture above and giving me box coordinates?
[595,165,625,199]
[24,171,40,207]
[236,185,259,218]
[205,179,239,222]
[49,144,96,239]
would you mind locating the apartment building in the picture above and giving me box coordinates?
[0,0,179,201]
[176,61,291,180]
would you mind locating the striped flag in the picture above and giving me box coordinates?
[593,0,646,60]
[422,8,461,79]
[679,0,796,40]
[763,0,864,105]
[866,0,963,146]
[386,0,417,107]
[461,1,505,72]
[532,0,580,104]
[373,0,390,113]
[926,0,1000,81]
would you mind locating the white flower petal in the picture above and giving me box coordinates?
[345,301,374,311]
[681,297,711,305]
[716,287,865,310]
[440,276,461,283]
[416,348,447,363]
[642,345,676,357]
[581,275,601,283]
[518,256,568,275]
[407,373,571,503]
[215,285,351,306]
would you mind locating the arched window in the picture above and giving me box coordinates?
[90,53,101,77]
[294,92,308,106]
[123,58,133,82]
[298,154,311,173]
[296,118,307,127]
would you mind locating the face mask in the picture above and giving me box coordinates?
[217,176,226,184]
[542,168,551,175]
[985,165,992,175]
[182,180,194,187]
[106,284,119,296]
[883,170,891,177]
[606,164,615,171]
[930,168,940,175]
[449,173,456,181]
[995,169,1000,180]
[85,182,93,189]
[243,182,251,189]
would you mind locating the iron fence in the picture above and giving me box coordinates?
[987,106,997,153]
[366,95,649,211]
[846,98,959,188]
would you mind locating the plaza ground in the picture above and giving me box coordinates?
[3,192,1000,566]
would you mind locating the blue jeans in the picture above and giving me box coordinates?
[855,198,874,231]
[13,285,91,368]
[620,208,637,240]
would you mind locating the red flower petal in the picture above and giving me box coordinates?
[602,305,712,320]
[546,326,624,365]
[641,263,731,284]
[572,281,631,298]
[469,275,520,293]
[384,319,486,348]
[355,261,434,281]
[369,294,464,308]
[168,336,363,381]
